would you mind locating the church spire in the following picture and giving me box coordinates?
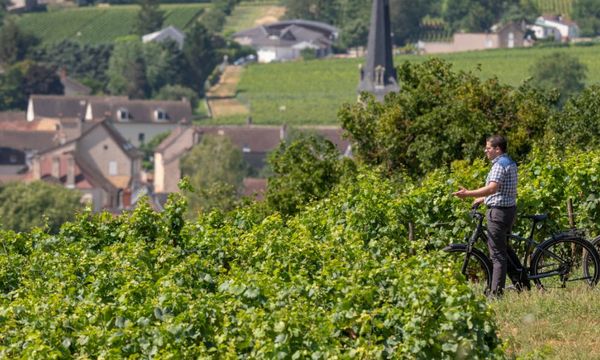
[357,0,399,101]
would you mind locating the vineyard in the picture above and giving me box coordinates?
[532,0,574,17]
[2,143,600,356]
[16,4,207,45]
[213,44,600,125]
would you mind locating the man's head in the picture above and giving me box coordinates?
[485,135,507,160]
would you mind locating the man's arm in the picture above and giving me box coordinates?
[453,182,499,199]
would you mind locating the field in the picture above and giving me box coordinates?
[222,1,285,35]
[209,44,600,125]
[495,286,600,359]
[16,4,208,45]
[533,0,574,17]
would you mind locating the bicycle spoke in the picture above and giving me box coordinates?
[531,237,600,290]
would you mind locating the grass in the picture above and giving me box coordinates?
[210,43,600,126]
[222,1,285,35]
[494,286,600,359]
[16,4,208,45]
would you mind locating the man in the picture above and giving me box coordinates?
[453,135,518,296]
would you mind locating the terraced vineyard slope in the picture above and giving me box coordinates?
[214,44,600,125]
[16,4,208,45]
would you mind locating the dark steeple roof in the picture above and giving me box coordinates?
[357,0,399,101]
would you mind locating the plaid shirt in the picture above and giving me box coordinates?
[485,154,517,207]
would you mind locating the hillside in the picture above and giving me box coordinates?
[207,44,600,125]
[533,0,574,17]
[16,4,208,45]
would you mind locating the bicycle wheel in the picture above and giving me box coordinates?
[443,244,493,293]
[530,235,600,289]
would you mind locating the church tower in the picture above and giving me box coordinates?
[357,0,399,101]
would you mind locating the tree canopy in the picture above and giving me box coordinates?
[180,134,248,214]
[529,52,588,106]
[0,181,82,233]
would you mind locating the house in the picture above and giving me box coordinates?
[0,111,61,183]
[232,20,339,63]
[142,26,186,50]
[153,124,351,195]
[418,22,527,54]
[27,95,193,147]
[531,15,579,42]
[29,119,143,211]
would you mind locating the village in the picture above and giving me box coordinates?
[0,0,589,214]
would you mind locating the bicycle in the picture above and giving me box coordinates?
[443,205,600,292]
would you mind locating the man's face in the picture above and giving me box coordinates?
[484,141,502,161]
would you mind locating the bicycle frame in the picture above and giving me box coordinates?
[464,209,588,283]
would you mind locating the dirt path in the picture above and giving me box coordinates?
[206,65,248,118]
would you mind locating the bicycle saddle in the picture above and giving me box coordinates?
[525,214,548,222]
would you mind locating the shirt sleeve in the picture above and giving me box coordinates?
[487,163,504,184]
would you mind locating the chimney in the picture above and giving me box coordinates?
[122,188,132,209]
[51,156,60,179]
[32,155,41,180]
[66,155,75,189]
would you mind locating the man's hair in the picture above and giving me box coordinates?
[487,135,507,153]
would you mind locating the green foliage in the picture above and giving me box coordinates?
[339,58,555,175]
[132,0,164,36]
[0,181,82,233]
[0,60,64,110]
[182,22,219,95]
[529,52,588,105]
[217,44,600,126]
[138,131,171,171]
[0,169,504,358]
[266,133,354,215]
[155,84,198,109]
[16,4,207,46]
[107,37,149,98]
[0,16,39,66]
[572,0,600,36]
[545,85,600,150]
[32,40,114,94]
[180,134,248,214]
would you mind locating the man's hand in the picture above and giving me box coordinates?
[453,187,469,199]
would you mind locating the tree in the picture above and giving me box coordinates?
[0,60,63,110]
[389,0,437,45]
[283,0,340,24]
[529,52,587,106]
[31,40,114,94]
[155,84,198,109]
[182,23,218,95]
[132,0,164,36]
[266,133,353,215]
[107,37,149,98]
[0,181,82,233]
[0,16,39,66]
[339,58,555,175]
[180,134,248,214]
[545,85,600,150]
[572,0,600,37]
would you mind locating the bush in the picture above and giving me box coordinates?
[0,171,503,358]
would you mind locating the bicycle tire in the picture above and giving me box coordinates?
[443,244,493,293]
[530,235,600,290]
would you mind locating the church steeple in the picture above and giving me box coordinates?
[357,0,399,101]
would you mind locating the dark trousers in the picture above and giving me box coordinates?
[486,206,517,294]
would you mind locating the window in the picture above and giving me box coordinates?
[154,109,167,121]
[138,133,145,143]
[117,108,129,121]
[108,161,118,176]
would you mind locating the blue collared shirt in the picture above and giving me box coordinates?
[484,153,517,207]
